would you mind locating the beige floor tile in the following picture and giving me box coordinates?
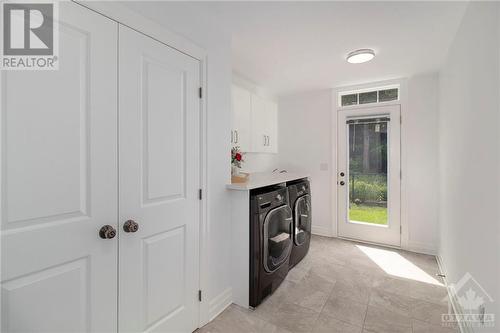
[409,298,450,326]
[371,276,411,297]
[205,237,446,333]
[363,305,412,333]
[301,269,336,294]
[409,281,448,305]
[312,312,362,333]
[198,305,280,333]
[268,301,320,333]
[321,295,368,327]
[368,289,411,317]
[411,318,458,333]
[286,265,310,283]
[285,280,331,312]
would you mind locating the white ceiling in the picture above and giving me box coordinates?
[193,1,468,96]
[122,1,468,97]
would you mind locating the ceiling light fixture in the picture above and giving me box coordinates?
[346,49,375,64]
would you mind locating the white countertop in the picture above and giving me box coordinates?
[226,172,309,191]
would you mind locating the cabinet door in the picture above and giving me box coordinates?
[119,25,200,333]
[250,94,268,152]
[231,85,251,152]
[263,100,278,153]
[1,3,118,332]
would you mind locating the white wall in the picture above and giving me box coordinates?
[277,78,441,253]
[115,1,234,322]
[278,90,333,236]
[438,1,500,327]
[406,74,440,253]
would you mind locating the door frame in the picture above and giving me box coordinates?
[73,1,211,327]
[331,78,409,251]
[337,105,401,247]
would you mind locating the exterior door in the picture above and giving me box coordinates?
[118,26,201,333]
[337,105,401,247]
[1,3,118,332]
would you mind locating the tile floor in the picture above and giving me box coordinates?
[198,235,458,333]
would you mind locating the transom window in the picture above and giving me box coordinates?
[339,85,399,107]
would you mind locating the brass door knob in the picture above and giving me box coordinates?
[123,220,139,233]
[99,225,116,239]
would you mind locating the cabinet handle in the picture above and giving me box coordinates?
[231,130,233,143]
[235,130,239,144]
[267,136,270,146]
[263,135,266,146]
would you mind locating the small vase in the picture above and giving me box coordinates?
[231,165,240,176]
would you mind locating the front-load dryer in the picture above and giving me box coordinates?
[249,186,293,307]
[288,179,312,268]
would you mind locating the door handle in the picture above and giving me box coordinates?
[123,220,139,233]
[99,225,116,239]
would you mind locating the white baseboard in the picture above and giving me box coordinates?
[407,240,438,256]
[208,287,232,321]
[311,225,333,237]
[436,255,474,333]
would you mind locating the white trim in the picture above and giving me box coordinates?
[407,241,438,256]
[436,256,474,333]
[72,1,211,328]
[198,56,210,327]
[311,225,334,237]
[332,78,409,251]
[208,288,233,322]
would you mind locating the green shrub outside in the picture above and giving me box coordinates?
[349,174,387,203]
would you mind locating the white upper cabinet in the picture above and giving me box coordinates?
[231,85,278,154]
[263,99,278,153]
[231,85,252,152]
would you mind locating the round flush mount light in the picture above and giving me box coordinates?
[346,49,375,64]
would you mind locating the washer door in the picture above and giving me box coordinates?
[263,205,293,273]
[294,194,311,246]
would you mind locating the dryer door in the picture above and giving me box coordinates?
[294,194,311,246]
[263,205,293,273]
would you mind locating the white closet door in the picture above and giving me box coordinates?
[1,3,118,332]
[118,26,201,333]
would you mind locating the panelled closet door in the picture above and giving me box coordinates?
[0,3,118,332]
[118,26,201,333]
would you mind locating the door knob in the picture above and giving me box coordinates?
[339,181,345,186]
[99,225,116,239]
[123,220,139,233]
[340,172,345,177]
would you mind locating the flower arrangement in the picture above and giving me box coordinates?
[231,146,244,174]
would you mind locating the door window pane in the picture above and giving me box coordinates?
[348,119,388,225]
